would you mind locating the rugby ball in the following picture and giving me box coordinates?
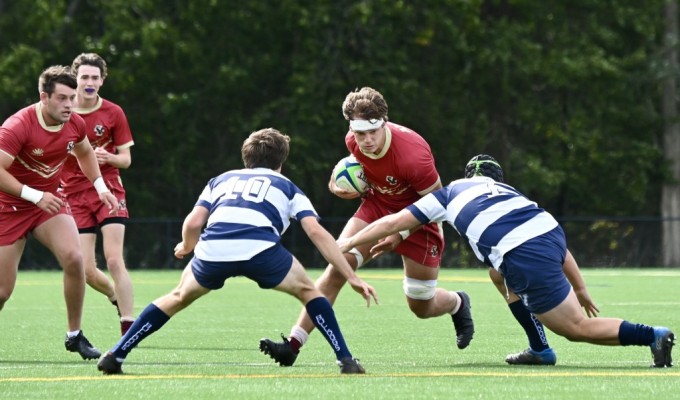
[333,155,369,194]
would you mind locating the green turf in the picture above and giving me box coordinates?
[1,268,678,399]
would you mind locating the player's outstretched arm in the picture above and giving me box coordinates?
[174,206,209,259]
[563,249,599,317]
[338,209,421,254]
[300,216,378,307]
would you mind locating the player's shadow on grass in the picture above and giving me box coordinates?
[139,345,252,352]
[441,362,658,371]
[0,360,100,366]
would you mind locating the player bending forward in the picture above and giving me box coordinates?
[338,154,674,368]
[97,128,378,374]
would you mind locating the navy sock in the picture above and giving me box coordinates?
[306,296,351,360]
[111,303,170,359]
[508,300,549,352]
[618,321,655,346]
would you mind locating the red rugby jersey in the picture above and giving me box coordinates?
[60,97,134,194]
[345,121,441,212]
[0,103,87,209]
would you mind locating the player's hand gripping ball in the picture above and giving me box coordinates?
[333,155,369,194]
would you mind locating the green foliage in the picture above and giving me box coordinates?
[0,0,670,219]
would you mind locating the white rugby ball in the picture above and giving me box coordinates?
[333,155,369,194]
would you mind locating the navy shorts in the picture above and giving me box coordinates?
[498,226,571,314]
[191,243,293,290]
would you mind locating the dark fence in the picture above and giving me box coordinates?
[18,216,678,270]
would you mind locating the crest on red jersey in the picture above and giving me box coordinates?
[94,125,105,136]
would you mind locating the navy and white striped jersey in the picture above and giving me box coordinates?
[407,176,559,269]
[193,168,318,262]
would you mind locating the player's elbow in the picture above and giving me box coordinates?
[118,156,132,169]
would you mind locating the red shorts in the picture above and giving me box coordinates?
[0,202,68,245]
[63,177,129,230]
[354,196,443,267]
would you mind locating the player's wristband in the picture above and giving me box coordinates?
[399,229,410,241]
[20,185,44,204]
[93,177,110,195]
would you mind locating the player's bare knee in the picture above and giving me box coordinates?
[83,268,98,283]
[317,269,347,293]
[296,284,320,304]
[106,257,126,274]
[562,333,583,342]
[549,322,587,342]
[59,248,84,272]
[167,288,189,306]
[0,291,12,310]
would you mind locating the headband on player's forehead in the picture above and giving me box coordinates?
[349,118,384,132]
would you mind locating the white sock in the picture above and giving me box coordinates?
[67,330,81,338]
[449,291,462,315]
[290,325,309,345]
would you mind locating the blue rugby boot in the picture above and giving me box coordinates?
[650,327,674,368]
[505,347,557,366]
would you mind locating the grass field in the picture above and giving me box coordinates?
[1,268,679,399]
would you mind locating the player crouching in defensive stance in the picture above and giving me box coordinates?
[337,154,674,368]
[97,128,378,375]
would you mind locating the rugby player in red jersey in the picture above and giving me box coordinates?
[260,87,474,366]
[61,53,136,335]
[0,65,119,359]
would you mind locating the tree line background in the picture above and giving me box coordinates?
[1,0,679,268]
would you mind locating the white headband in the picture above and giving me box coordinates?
[349,118,384,132]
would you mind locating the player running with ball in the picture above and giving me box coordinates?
[260,87,474,367]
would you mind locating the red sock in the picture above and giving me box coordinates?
[121,320,134,336]
[289,337,302,353]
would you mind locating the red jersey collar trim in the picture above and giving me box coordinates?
[73,96,103,115]
[35,103,65,132]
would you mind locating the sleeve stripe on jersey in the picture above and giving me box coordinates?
[0,149,15,160]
